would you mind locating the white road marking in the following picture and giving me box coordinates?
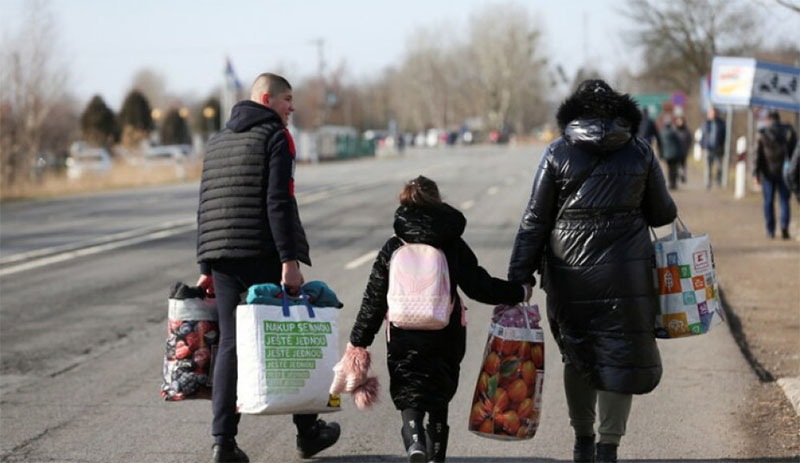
[0,224,197,277]
[345,250,378,270]
[487,186,499,195]
[460,200,475,210]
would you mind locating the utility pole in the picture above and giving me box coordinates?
[311,38,327,128]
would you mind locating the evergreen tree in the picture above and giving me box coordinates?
[118,90,154,132]
[80,95,119,147]
[192,96,222,138]
[160,108,191,145]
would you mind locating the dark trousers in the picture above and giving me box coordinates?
[704,149,723,188]
[760,175,791,236]
[210,258,317,444]
[666,159,682,189]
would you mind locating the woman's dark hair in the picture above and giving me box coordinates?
[399,175,441,206]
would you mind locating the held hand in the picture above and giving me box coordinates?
[281,260,304,295]
[196,274,215,297]
[522,283,533,303]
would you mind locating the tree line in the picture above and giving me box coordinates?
[1,0,797,188]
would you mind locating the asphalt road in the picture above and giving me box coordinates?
[0,145,777,462]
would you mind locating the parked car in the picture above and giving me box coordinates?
[143,144,195,179]
[143,144,194,165]
[65,147,112,180]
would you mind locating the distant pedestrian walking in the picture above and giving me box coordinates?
[700,107,726,189]
[638,107,662,156]
[752,111,798,239]
[673,116,692,183]
[660,117,685,190]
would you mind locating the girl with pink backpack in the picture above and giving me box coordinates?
[331,176,530,462]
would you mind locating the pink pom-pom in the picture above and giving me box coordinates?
[353,376,380,410]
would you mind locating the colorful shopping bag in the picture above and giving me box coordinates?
[652,218,724,339]
[236,287,341,415]
[161,282,218,401]
[468,304,545,441]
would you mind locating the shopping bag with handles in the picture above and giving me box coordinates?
[161,282,218,401]
[236,286,341,415]
[652,218,724,339]
[468,303,545,440]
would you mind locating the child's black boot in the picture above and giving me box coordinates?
[426,422,449,462]
[401,411,427,463]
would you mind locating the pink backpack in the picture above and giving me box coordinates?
[386,238,453,330]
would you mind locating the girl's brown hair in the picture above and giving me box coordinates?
[399,175,441,206]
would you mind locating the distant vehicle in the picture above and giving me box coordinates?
[65,147,112,180]
[143,144,196,179]
[143,144,194,165]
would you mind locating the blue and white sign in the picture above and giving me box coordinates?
[710,56,799,111]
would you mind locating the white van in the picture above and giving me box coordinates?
[65,147,112,180]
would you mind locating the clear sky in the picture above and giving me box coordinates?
[1,0,797,110]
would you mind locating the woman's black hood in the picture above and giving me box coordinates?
[555,80,643,153]
[556,80,642,133]
[393,203,466,248]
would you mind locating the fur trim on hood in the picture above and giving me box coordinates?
[556,79,642,136]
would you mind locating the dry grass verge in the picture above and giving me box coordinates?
[0,162,203,202]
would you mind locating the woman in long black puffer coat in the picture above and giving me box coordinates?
[348,176,528,463]
[508,80,677,463]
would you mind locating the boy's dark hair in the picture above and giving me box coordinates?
[251,73,292,99]
[399,176,441,206]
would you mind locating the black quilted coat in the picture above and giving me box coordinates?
[508,85,677,394]
[350,203,524,411]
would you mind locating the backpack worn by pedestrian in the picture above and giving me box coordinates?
[386,238,453,330]
[759,124,789,178]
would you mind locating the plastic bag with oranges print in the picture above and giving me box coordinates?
[468,304,544,441]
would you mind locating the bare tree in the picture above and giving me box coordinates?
[622,0,762,95]
[465,2,548,135]
[129,68,168,112]
[393,25,455,131]
[0,0,72,186]
[768,0,800,14]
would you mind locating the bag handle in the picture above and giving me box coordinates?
[280,284,316,318]
[670,216,691,240]
[651,216,691,241]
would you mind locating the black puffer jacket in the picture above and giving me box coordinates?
[197,100,309,267]
[508,85,677,395]
[350,203,524,411]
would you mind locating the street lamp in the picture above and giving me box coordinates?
[203,106,217,137]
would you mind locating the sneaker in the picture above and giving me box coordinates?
[781,228,791,240]
[296,419,341,459]
[407,440,427,462]
[212,443,249,463]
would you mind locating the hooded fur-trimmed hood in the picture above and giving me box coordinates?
[556,80,642,136]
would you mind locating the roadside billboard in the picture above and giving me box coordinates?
[710,56,800,111]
